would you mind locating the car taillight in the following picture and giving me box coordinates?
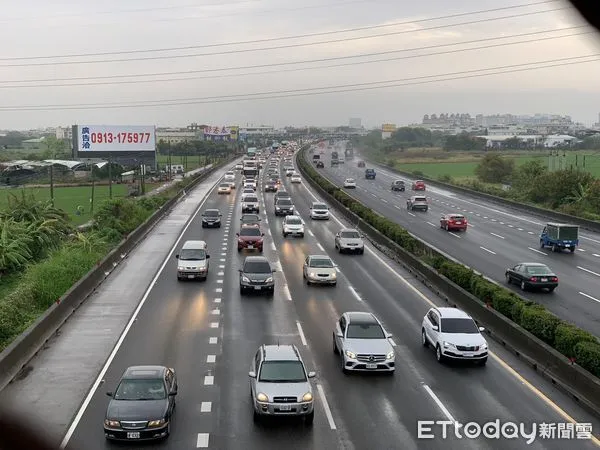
[530,277,538,282]
[551,277,558,282]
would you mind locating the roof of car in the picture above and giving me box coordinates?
[308,254,332,261]
[285,215,301,220]
[204,208,220,213]
[244,255,269,263]
[520,262,548,267]
[123,365,166,379]
[262,344,301,361]
[346,311,377,324]
[435,307,471,319]
[340,227,359,232]
[181,240,207,249]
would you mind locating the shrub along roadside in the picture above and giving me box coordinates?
[0,158,230,351]
[298,148,600,378]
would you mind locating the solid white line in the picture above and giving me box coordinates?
[448,232,461,239]
[317,384,337,430]
[577,266,600,277]
[490,232,505,239]
[528,247,547,255]
[210,322,219,328]
[308,229,315,237]
[59,172,222,449]
[209,337,218,344]
[200,402,212,413]
[207,355,216,363]
[423,385,456,422]
[480,246,496,255]
[427,221,436,227]
[284,284,292,301]
[348,286,362,301]
[580,292,600,303]
[317,242,325,251]
[335,267,341,273]
[204,376,214,385]
[593,253,600,258]
[407,212,415,217]
[581,236,600,244]
[296,321,308,346]
[197,433,210,447]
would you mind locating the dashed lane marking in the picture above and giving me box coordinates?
[200,402,212,413]
[207,355,216,363]
[203,376,214,385]
[296,321,307,346]
[317,384,337,430]
[210,322,219,328]
[209,337,218,344]
[197,433,210,448]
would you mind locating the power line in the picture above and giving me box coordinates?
[2,54,597,111]
[0,28,591,89]
[0,1,564,62]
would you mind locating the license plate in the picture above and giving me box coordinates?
[279,405,291,411]
[462,353,474,357]
[455,222,462,224]
[254,286,261,290]
[127,432,140,439]
[565,244,570,247]
[248,245,254,249]
[366,363,377,369]
[188,275,194,279]
[541,278,548,282]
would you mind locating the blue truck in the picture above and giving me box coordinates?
[539,223,579,253]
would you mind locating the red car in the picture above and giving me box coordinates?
[412,180,426,191]
[440,214,468,231]
[236,225,264,252]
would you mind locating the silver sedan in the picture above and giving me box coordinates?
[303,255,337,285]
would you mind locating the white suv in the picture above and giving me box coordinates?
[421,307,488,366]
[282,215,304,238]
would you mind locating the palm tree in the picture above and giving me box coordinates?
[565,182,590,204]
[0,219,33,273]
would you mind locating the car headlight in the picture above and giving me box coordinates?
[242,276,250,282]
[345,350,356,359]
[481,342,488,350]
[178,266,184,271]
[302,392,313,402]
[331,271,336,278]
[265,277,273,283]
[386,351,394,360]
[104,419,120,427]
[309,272,316,277]
[442,341,455,348]
[256,393,268,402]
[148,419,166,427]
[276,207,281,210]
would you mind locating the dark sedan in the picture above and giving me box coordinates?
[104,365,177,441]
[264,181,278,192]
[239,255,276,295]
[505,262,558,292]
[201,209,222,228]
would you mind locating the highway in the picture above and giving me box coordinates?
[310,144,600,337]
[58,150,599,449]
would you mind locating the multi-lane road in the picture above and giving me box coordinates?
[51,151,600,449]
[312,145,600,337]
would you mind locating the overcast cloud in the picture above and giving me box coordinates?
[0,0,599,129]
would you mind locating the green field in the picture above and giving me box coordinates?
[156,154,211,171]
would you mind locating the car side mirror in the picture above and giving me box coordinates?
[106,392,113,397]
[336,331,343,338]
[261,233,265,236]
[236,233,239,236]
[169,389,178,396]
[238,269,243,273]
[432,325,438,331]
[248,371,256,378]
[479,327,485,332]
[175,254,179,259]
[206,255,210,259]
[308,371,316,378]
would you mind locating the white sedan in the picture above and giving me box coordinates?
[218,183,232,194]
[282,215,304,238]
[291,174,302,183]
[343,178,357,188]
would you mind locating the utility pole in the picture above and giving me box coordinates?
[108,154,113,199]
[49,163,54,206]
[90,164,95,215]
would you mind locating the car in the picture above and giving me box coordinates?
[309,202,330,220]
[275,198,295,216]
[303,255,337,285]
[235,164,244,170]
[343,178,356,188]
[274,190,291,206]
[104,365,177,441]
[291,174,302,183]
[237,225,264,252]
[391,180,405,191]
[357,160,365,168]
[218,182,232,194]
[365,169,376,180]
[407,196,428,212]
[249,344,315,424]
[316,161,324,168]
[412,180,426,191]
[285,168,295,177]
[201,209,222,228]
[224,171,235,182]
[240,214,261,226]
[282,215,305,237]
[421,307,488,365]
[242,194,260,213]
[242,188,255,196]
[334,228,364,254]
[239,255,275,294]
[175,240,210,280]
[333,312,394,374]
[243,182,256,192]
[440,213,468,231]
[505,262,558,292]
[264,181,278,192]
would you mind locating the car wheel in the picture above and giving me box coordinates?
[253,410,261,424]
[548,287,556,292]
[520,281,527,291]
[164,421,171,438]
[306,278,310,285]
[332,281,337,286]
[304,410,314,426]
[202,223,206,228]
[237,247,241,253]
[477,357,488,366]
[217,224,221,228]
[240,286,245,295]
[359,249,364,254]
[436,345,444,363]
[422,329,428,347]
[341,356,349,374]
[505,273,511,284]
[259,247,263,253]
[445,223,449,231]
[283,232,288,238]
[332,335,339,354]
[177,276,182,281]
[539,240,544,249]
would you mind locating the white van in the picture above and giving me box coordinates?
[175,240,210,281]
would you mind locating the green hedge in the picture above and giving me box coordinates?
[298,147,600,378]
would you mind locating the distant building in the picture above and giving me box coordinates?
[349,118,362,128]
[55,126,72,140]
[156,128,199,144]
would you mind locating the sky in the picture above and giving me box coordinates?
[0,0,599,130]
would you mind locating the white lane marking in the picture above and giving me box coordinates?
[317,242,325,251]
[207,355,216,363]
[449,232,461,239]
[270,242,276,251]
[209,337,218,344]
[518,228,524,231]
[427,222,436,227]
[491,219,497,222]
[528,231,535,235]
[528,247,547,255]
[580,292,600,303]
[467,223,475,227]
[381,198,388,203]
[578,248,585,252]
[394,205,401,209]
[348,286,362,302]
[389,338,397,347]
[296,321,308,346]
[499,222,504,225]
[216,279,224,284]
[490,232,505,239]
[483,216,488,219]
[203,376,214,385]
[594,253,600,258]
[210,322,219,328]
[317,384,337,430]
[214,298,221,303]
[577,266,600,277]
[371,193,377,197]
[480,246,496,255]
[220,258,226,262]
[200,402,212,413]
[211,308,220,315]
[408,212,415,217]
[215,288,222,293]
[308,229,315,237]
[283,284,292,301]
[59,171,223,449]
[423,385,456,423]
[507,224,514,228]
[197,433,210,447]
[221,252,227,256]
[581,236,600,244]
[217,271,224,276]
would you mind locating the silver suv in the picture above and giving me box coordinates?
[334,228,364,254]
[249,344,316,425]
[407,196,428,212]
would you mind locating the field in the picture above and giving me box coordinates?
[156,154,211,171]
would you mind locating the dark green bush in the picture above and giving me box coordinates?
[574,342,600,377]
[490,291,523,321]
[519,305,561,345]
[554,323,597,359]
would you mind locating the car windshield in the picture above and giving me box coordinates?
[340,231,360,239]
[114,378,166,400]
[219,183,230,188]
[244,197,258,203]
[346,323,385,339]
[179,249,206,260]
[240,227,261,237]
[259,361,306,382]
[415,197,427,202]
[450,215,465,220]
[244,261,271,273]
[277,199,292,206]
[313,204,328,210]
[277,193,290,198]
[525,265,552,275]
[440,318,479,334]
[286,217,302,224]
[242,215,259,222]
[204,210,219,217]
[310,258,333,268]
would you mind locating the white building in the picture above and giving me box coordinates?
[239,125,275,135]
[55,126,72,140]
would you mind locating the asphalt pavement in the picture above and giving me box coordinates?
[59,153,600,449]
[312,145,600,336]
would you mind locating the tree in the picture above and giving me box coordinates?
[474,154,515,183]
[511,160,547,193]
[444,133,486,151]
[41,136,69,159]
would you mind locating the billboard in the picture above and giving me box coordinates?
[76,125,156,152]
[203,125,239,142]
[382,124,397,133]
